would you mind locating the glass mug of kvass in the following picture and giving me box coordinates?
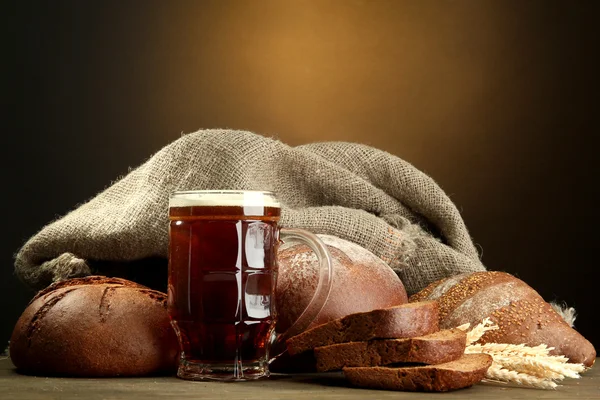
[167,190,333,381]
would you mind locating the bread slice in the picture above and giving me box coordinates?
[314,328,466,372]
[286,301,439,356]
[343,353,493,392]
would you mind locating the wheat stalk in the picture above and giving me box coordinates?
[493,356,584,380]
[457,317,498,344]
[485,364,558,390]
[461,319,587,390]
[466,343,552,358]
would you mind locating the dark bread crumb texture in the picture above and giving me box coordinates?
[284,299,493,392]
[314,328,467,372]
[286,301,439,356]
[343,353,493,392]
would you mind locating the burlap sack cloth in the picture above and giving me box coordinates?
[15,130,485,294]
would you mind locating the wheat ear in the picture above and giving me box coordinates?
[485,364,559,390]
[462,319,587,390]
[465,343,553,358]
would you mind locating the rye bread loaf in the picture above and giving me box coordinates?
[10,276,179,376]
[343,353,493,392]
[286,301,439,356]
[314,328,467,372]
[276,234,408,333]
[409,271,596,367]
[271,235,409,373]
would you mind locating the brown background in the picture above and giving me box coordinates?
[5,1,598,348]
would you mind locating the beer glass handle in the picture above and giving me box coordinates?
[269,228,333,359]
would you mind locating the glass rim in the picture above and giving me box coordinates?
[169,190,280,208]
[171,189,275,197]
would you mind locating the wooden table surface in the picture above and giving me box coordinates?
[1,357,598,400]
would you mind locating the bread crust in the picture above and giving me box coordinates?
[276,235,408,333]
[286,301,439,356]
[343,353,493,392]
[10,276,179,377]
[314,328,467,372]
[409,271,596,367]
[272,235,409,373]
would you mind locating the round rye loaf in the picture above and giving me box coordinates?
[10,276,179,377]
[275,234,408,333]
[272,235,408,372]
[409,271,596,367]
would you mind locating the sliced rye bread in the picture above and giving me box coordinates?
[314,328,467,372]
[286,301,439,356]
[343,353,493,392]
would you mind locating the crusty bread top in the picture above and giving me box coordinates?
[314,328,467,372]
[10,275,177,377]
[276,235,408,332]
[409,271,597,367]
[409,274,464,303]
[343,353,493,392]
[31,275,149,303]
[286,300,439,355]
[409,271,541,322]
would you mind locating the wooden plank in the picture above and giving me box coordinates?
[1,358,598,399]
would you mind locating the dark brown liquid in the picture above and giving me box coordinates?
[168,205,280,365]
